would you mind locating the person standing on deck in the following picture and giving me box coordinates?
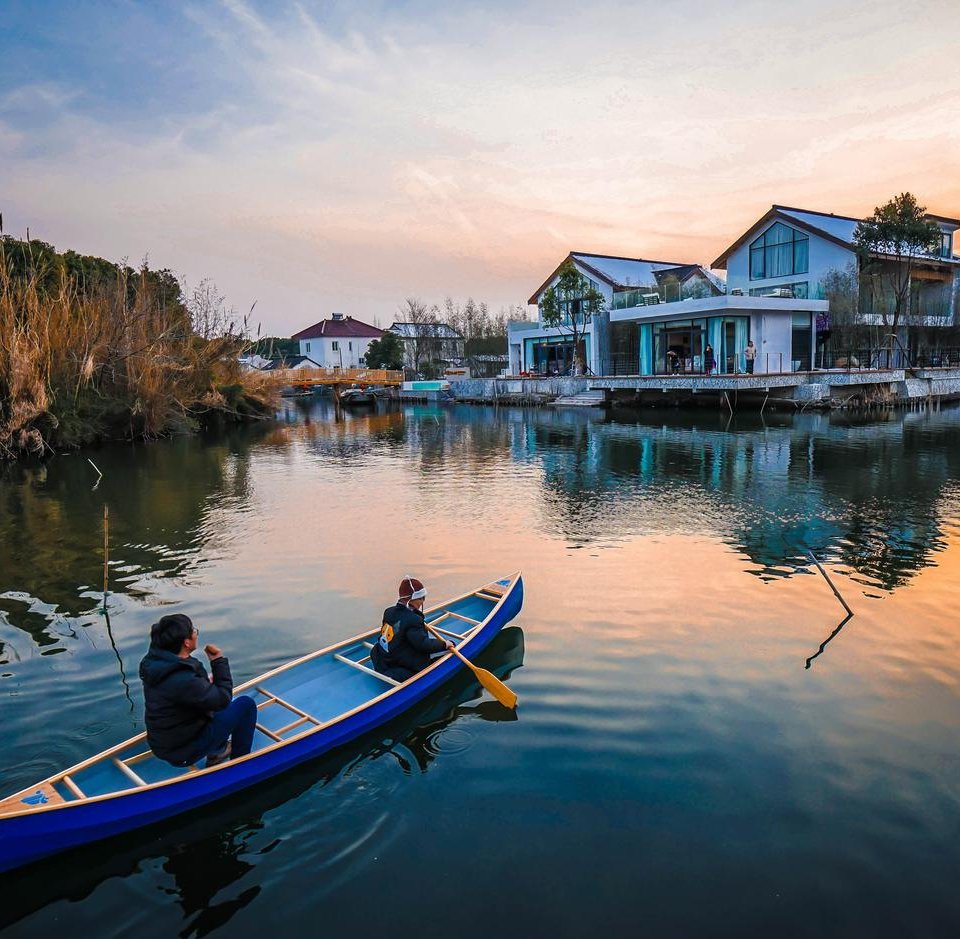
[704,343,716,375]
[744,339,757,374]
[139,614,257,768]
[371,576,454,682]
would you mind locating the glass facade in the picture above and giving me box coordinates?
[749,282,809,299]
[749,223,809,281]
[639,316,750,375]
[523,335,591,375]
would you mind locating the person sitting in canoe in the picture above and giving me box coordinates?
[139,614,258,768]
[370,575,454,682]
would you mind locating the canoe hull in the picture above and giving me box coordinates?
[0,575,522,873]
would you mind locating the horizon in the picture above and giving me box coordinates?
[3,0,958,335]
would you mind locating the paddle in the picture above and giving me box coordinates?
[426,624,518,709]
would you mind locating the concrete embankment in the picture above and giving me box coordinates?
[451,368,960,410]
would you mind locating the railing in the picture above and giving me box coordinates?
[268,367,404,384]
[816,348,895,371]
[912,347,960,368]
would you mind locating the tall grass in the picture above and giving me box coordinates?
[0,243,277,457]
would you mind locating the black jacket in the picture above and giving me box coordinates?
[139,646,233,763]
[372,602,446,675]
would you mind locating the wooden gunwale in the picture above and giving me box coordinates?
[0,574,518,818]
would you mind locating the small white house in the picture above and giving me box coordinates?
[291,314,384,368]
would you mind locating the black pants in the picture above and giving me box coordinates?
[370,644,414,682]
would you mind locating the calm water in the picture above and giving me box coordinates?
[2,400,960,937]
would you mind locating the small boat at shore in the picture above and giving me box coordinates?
[0,573,523,873]
[339,386,376,406]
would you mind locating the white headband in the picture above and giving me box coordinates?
[402,574,426,600]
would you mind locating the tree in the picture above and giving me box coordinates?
[538,261,606,374]
[364,331,404,370]
[250,337,298,358]
[853,193,941,331]
[398,297,443,376]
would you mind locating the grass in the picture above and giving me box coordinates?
[0,240,278,457]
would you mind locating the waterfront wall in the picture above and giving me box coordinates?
[450,368,960,407]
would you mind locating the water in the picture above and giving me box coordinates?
[2,400,960,937]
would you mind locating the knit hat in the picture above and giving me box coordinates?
[399,575,426,601]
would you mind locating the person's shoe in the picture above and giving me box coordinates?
[205,742,232,768]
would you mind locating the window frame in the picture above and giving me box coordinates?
[749,223,809,281]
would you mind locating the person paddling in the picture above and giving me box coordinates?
[370,575,454,682]
[139,614,257,768]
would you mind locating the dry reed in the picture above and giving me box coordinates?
[0,242,278,456]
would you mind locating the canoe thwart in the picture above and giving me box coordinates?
[333,653,400,686]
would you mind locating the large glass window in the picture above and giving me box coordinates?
[941,232,953,259]
[749,282,809,299]
[749,223,809,281]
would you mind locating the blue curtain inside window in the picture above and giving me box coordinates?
[639,324,653,375]
[793,238,809,273]
[734,317,749,372]
[708,318,724,372]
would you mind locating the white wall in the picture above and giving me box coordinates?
[299,336,378,368]
[750,312,793,374]
[726,221,854,298]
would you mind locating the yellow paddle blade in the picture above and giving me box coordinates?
[471,664,518,709]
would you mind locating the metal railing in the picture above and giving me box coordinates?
[911,347,960,368]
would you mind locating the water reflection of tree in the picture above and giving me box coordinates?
[0,424,271,647]
[0,627,524,936]
[512,406,960,589]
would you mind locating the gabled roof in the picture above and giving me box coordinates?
[528,251,706,304]
[713,204,960,269]
[262,355,322,370]
[291,316,383,340]
[390,322,464,339]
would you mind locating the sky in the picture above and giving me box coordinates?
[2,0,959,335]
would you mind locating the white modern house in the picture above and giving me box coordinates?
[509,250,828,377]
[712,204,960,326]
[511,204,960,378]
[291,314,384,368]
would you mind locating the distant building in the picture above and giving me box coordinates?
[468,353,509,378]
[291,314,384,368]
[389,321,465,373]
[261,355,322,371]
[239,353,271,371]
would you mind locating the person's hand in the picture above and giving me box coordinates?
[444,640,455,652]
[204,643,223,661]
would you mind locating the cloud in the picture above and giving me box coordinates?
[1,0,959,333]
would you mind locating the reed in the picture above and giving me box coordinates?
[0,239,278,456]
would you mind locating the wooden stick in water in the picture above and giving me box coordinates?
[808,550,853,617]
[102,504,109,611]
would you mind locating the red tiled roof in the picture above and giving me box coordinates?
[291,316,384,340]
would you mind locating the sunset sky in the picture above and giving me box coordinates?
[3,0,959,335]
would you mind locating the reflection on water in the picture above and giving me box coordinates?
[3,400,960,935]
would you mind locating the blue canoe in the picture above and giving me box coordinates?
[0,573,523,873]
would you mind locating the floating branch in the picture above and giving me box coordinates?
[808,550,853,617]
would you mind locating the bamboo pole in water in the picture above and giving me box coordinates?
[102,504,109,611]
